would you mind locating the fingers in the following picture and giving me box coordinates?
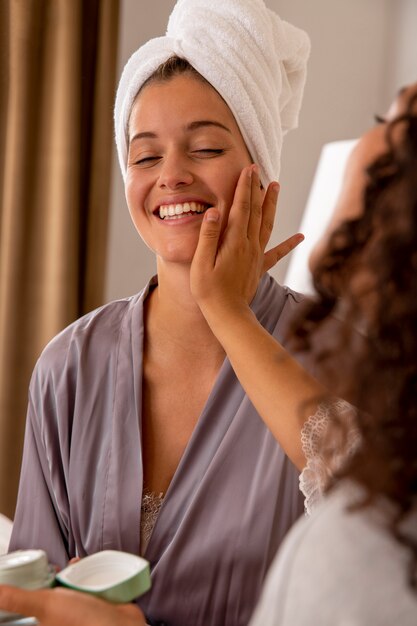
[259,182,279,250]
[231,164,279,251]
[193,207,222,269]
[246,165,264,242]
[262,233,304,274]
[227,166,253,236]
[194,165,281,276]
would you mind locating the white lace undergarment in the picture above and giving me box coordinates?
[140,488,164,554]
[139,400,357,550]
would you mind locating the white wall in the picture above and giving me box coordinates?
[105,0,416,301]
[381,0,417,103]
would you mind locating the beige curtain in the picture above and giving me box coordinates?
[0,0,120,519]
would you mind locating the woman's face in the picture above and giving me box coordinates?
[309,81,417,271]
[125,73,252,265]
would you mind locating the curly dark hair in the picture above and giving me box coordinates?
[290,91,417,588]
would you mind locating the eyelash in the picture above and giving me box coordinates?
[134,149,224,166]
[374,114,387,124]
[193,149,224,156]
[135,156,159,165]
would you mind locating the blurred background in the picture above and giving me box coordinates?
[0,0,416,520]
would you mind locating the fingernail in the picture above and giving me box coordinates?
[205,209,220,222]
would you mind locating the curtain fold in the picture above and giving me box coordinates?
[0,0,120,519]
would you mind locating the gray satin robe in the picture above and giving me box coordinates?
[10,274,306,626]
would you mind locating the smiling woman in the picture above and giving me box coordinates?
[8,2,318,626]
[125,72,252,265]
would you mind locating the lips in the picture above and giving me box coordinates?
[157,201,211,220]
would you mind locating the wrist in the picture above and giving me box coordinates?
[199,297,256,336]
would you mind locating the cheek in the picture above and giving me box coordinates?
[124,175,134,208]
[125,173,141,203]
[216,162,245,201]
[124,174,150,220]
[124,180,151,241]
[216,165,248,228]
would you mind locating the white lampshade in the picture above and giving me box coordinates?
[285,139,358,295]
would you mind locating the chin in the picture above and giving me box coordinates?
[157,246,198,267]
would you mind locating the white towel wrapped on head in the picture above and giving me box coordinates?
[114,0,310,186]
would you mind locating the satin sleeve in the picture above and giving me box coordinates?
[9,377,71,568]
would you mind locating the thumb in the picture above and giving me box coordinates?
[193,208,222,267]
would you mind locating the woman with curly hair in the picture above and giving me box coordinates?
[191,81,417,624]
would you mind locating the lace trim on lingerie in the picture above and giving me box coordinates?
[140,488,164,554]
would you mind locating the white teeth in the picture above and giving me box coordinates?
[158,201,208,219]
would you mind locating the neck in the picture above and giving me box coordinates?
[146,260,225,356]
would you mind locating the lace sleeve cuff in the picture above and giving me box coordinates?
[299,400,356,516]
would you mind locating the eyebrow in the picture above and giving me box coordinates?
[187,120,231,133]
[130,120,232,143]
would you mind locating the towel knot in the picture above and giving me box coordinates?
[172,38,184,58]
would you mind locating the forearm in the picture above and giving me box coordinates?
[201,301,326,470]
[191,167,324,469]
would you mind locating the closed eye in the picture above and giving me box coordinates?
[192,149,224,157]
[134,156,161,166]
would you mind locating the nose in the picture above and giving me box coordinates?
[158,151,194,190]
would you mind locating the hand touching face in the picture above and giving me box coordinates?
[190,164,303,316]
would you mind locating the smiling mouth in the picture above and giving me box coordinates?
[158,201,211,220]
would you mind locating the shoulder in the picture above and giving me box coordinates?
[252,274,304,331]
[277,483,410,580]
[258,273,305,307]
[251,483,417,625]
[31,288,147,386]
[40,298,133,362]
